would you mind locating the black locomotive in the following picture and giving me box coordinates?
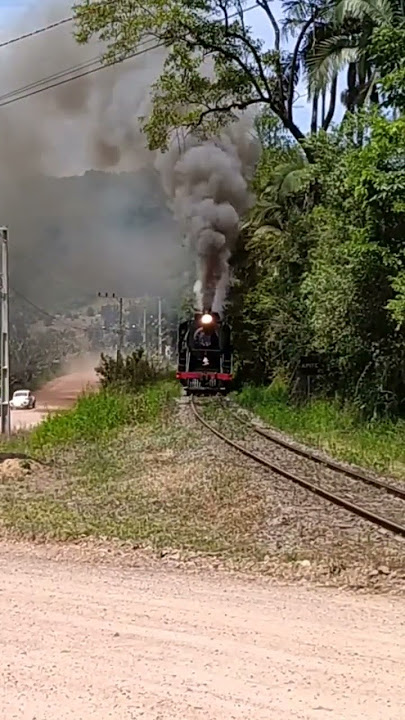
[176,311,233,395]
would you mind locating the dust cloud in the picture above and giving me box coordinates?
[0,0,181,308]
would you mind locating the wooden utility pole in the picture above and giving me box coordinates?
[158,297,162,358]
[0,227,10,435]
[142,307,147,352]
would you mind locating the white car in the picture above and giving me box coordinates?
[10,389,36,410]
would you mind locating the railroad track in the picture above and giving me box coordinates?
[191,396,405,539]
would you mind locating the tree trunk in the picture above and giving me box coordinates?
[311,93,318,134]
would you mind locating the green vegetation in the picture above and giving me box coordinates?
[74,1,405,419]
[237,383,405,479]
[96,348,172,391]
[0,377,267,562]
[30,381,178,451]
[231,111,405,416]
[0,349,265,560]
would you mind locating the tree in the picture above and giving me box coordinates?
[282,0,339,133]
[308,0,405,115]
[229,111,405,415]
[74,0,335,157]
[370,23,405,111]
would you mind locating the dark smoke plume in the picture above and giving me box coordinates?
[156,122,259,313]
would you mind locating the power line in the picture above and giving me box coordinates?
[0,15,73,49]
[0,0,118,49]
[0,57,101,103]
[0,40,160,109]
[0,4,258,109]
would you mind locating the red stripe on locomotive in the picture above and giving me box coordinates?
[176,371,232,381]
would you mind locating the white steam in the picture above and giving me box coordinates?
[156,122,259,313]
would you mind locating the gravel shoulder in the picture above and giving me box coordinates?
[0,541,404,720]
[189,398,405,592]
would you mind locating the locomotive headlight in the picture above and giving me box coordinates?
[201,313,213,325]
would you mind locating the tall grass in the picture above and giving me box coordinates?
[237,382,405,478]
[30,380,179,451]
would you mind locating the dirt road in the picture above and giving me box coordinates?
[11,359,98,431]
[0,544,403,719]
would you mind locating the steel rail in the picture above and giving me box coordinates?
[191,397,405,539]
[222,399,405,501]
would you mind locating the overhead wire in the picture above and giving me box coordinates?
[0,4,259,109]
[0,40,158,108]
[0,15,73,49]
[0,0,119,49]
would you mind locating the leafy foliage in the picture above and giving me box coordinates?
[74,0,335,154]
[74,2,405,417]
[95,348,172,391]
[230,113,405,416]
[370,23,405,111]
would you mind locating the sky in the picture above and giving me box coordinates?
[0,0,344,135]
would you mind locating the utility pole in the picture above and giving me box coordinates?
[142,307,147,353]
[158,297,163,358]
[98,292,123,359]
[0,227,10,435]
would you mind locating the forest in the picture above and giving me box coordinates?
[75,0,404,417]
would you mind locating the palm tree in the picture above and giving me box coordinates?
[307,0,405,113]
[283,0,339,133]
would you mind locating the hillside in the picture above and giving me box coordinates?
[9,167,183,310]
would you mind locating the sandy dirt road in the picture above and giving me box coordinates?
[11,358,98,432]
[0,544,403,720]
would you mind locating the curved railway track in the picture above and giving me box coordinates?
[191,396,405,539]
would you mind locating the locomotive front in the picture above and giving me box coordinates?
[176,310,233,395]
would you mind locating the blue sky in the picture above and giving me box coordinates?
[0,0,26,17]
[0,1,344,133]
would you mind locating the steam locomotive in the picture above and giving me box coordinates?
[176,311,233,395]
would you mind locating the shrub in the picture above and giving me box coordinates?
[95,348,173,392]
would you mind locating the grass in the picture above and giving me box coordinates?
[236,382,405,479]
[0,380,267,563]
[30,380,179,450]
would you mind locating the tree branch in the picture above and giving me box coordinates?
[311,92,318,133]
[180,29,268,103]
[217,0,229,33]
[193,97,263,128]
[288,15,316,121]
[224,28,272,99]
[256,0,280,52]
